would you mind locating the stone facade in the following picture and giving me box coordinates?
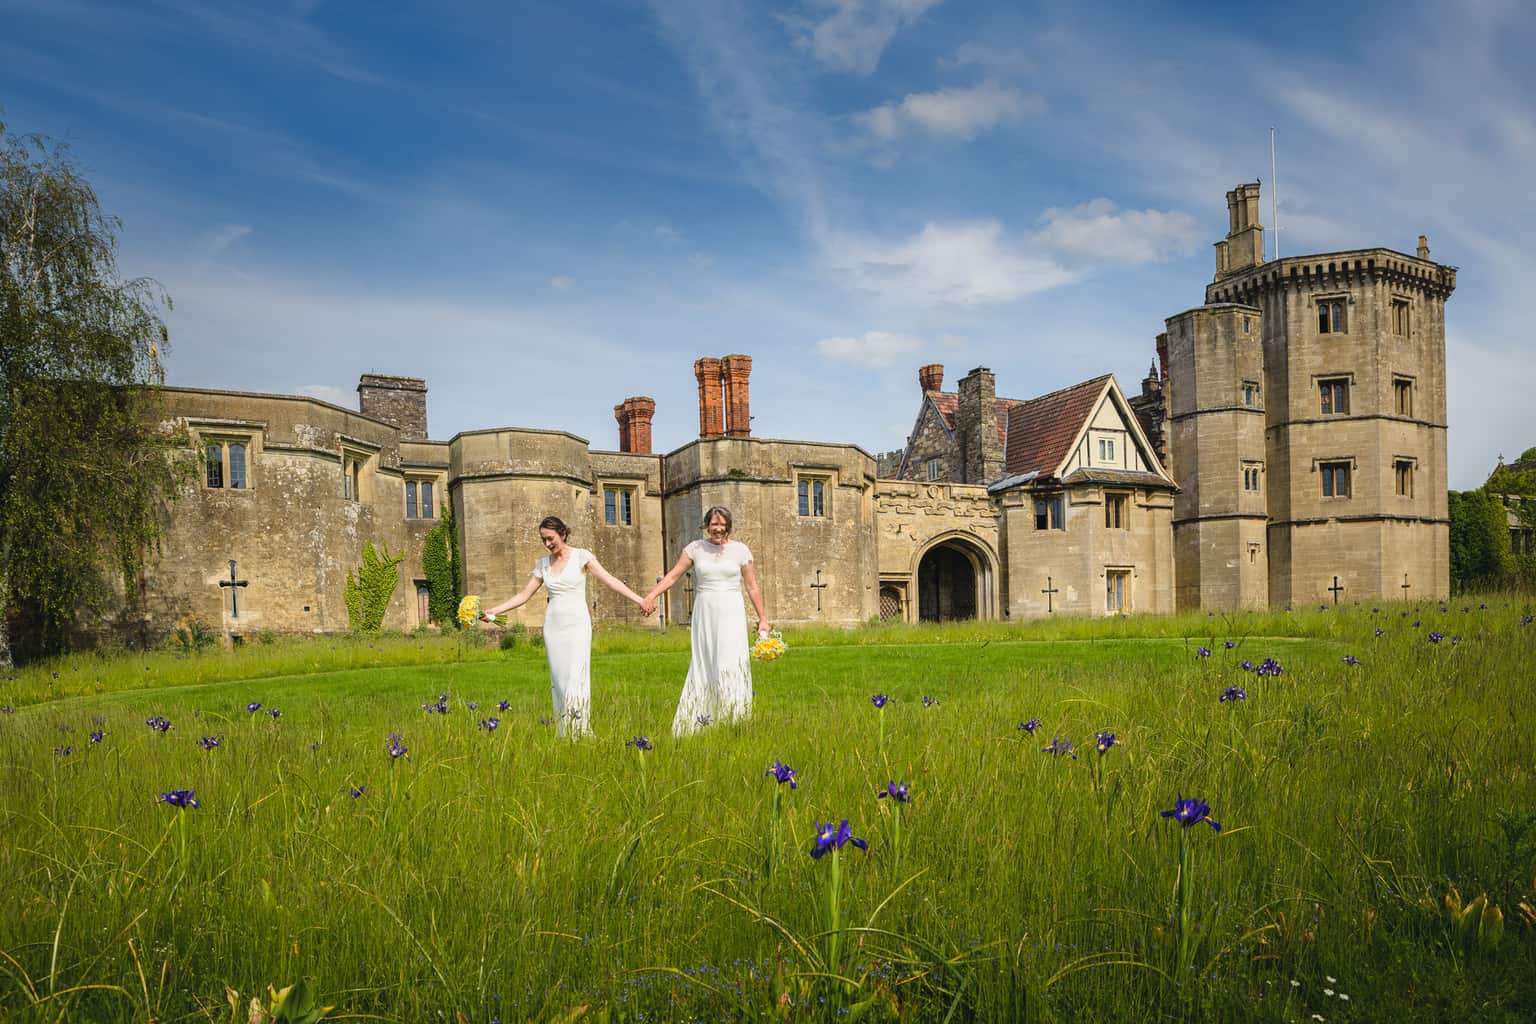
[129,183,1453,637]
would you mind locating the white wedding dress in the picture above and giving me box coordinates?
[536,548,593,736]
[672,539,754,736]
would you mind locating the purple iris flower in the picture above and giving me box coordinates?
[0,706,14,714]
[267,708,281,719]
[810,819,868,859]
[1451,635,1461,646]
[51,672,58,680]
[1223,640,1235,649]
[1342,655,1360,666]
[1160,796,1221,832]
[145,715,172,732]
[197,735,222,750]
[1195,647,1212,658]
[629,736,653,751]
[538,716,555,727]
[766,760,797,789]
[870,694,889,709]
[922,696,940,707]
[1255,658,1283,677]
[89,730,106,744]
[1018,718,1042,734]
[478,717,500,732]
[1428,631,1445,644]
[1479,603,1487,610]
[1412,620,1422,628]
[1523,616,1532,626]
[422,696,449,714]
[54,745,74,757]
[349,786,366,798]
[498,700,511,712]
[467,702,479,711]
[877,781,911,803]
[1374,628,1385,638]
[1095,731,1118,753]
[1239,660,1254,672]
[1220,686,1246,702]
[1041,737,1075,758]
[159,789,199,809]
[696,714,713,726]
[246,702,262,713]
[388,733,408,759]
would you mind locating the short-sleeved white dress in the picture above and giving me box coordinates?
[536,547,593,736]
[673,538,754,736]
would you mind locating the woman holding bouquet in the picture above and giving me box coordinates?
[642,506,770,736]
[481,516,647,736]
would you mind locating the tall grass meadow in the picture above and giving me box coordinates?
[1,599,1533,1020]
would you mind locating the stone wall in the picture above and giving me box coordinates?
[896,402,958,482]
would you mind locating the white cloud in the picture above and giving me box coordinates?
[203,224,252,256]
[855,81,1041,143]
[793,0,944,74]
[296,384,352,408]
[816,330,923,367]
[827,221,1075,306]
[1035,199,1203,266]
[939,41,1032,74]
[548,275,576,290]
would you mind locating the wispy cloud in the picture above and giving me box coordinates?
[548,275,576,291]
[790,0,945,74]
[825,221,1072,306]
[816,330,922,367]
[1034,200,1202,267]
[854,81,1042,144]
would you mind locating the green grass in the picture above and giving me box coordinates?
[1,599,1534,1021]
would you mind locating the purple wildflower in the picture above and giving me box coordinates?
[1428,631,1445,644]
[810,819,868,859]
[1195,647,1212,658]
[388,733,408,759]
[267,708,281,719]
[0,706,14,714]
[498,700,511,712]
[766,759,798,789]
[922,696,940,707]
[877,780,911,803]
[870,694,889,709]
[1255,658,1283,677]
[1223,640,1236,649]
[1375,628,1385,638]
[54,745,74,757]
[89,730,106,744]
[696,714,713,727]
[349,786,366,798]
[1523,616,1532,626]
[1018,718,1042,734]
[1095,731,1118,753]
[246,702,262,713]
[538,716,555,727]
[1220,686,1247,702]
[1160,796,1221,832]
[467,702,479,711]
[628,736,653,751]
[159,789,199,809]
[197,735,222,750]
[1239,660,1254,672]
[1041,736,1075,758]
[1342,655,1360,666]
[145,715,172,732]
[478,717,500,732]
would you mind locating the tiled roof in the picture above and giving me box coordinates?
[925,392,1025,448]
[1003,375,1113,478]
[1061,467,1176,490]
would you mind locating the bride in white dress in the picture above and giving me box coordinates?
[482,516,647,736]
[642,507,770,737]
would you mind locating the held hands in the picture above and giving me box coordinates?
[639,596,657,617]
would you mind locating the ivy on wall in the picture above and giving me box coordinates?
[422,494,462,627]
[344,542,403,632]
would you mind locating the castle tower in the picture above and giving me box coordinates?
[1183,183,1456,606]
[1164,305,1269,609]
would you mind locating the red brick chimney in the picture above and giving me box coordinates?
[694,357,724,438]
[614,396,656,454]
[918,363,943,393]
[721,354,752,438]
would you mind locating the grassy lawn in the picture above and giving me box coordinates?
[1,601,1533,1021]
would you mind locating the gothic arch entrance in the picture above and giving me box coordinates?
[915,535,997,623]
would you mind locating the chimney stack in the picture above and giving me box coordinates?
[694,358,724,438]
[357,374,428,440]
[614,396,656,454]
[1417,234,1431,260]
[918,363,944,393]
[956,366,1002,484]
[722,354,752,438]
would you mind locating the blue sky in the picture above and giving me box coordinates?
[3,0,1532,487]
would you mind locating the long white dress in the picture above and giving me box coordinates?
[536,547,593,736]
[672,538,754,736]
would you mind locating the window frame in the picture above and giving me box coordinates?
[1319,459,1353,499]
[924,459,941,481]
[1318,376,1351,416]
[1393,458,1415,498]
[1034,493,1066,531]
[796,474,830,518]
[1241,380,1261,408]
[1097,437,1117,464]
[1105,568,1131,613]
[200,434,255,492]
[1103,491,1129,529]
[404,477,438,520]
[1242,461,1263,494]
[340,445,375,504]
[1393,376,1414,417]
[603,484,636,526]
[1317,296,1348,335]
[1391,298,1411,337]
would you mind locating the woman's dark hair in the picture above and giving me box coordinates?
[701,506,733,534]
[538,515,570,540]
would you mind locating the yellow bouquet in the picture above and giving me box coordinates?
[458,595,499,626]
[751,630,787,661]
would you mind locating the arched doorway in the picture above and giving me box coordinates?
[918,541,987,622]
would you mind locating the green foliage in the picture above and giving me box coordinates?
[421,493,460,627]
[169,614,218,653]
[1488,464,1536,498]
[1520,446,1536,463]
[1448,489,1513,590]
[0,122,184,664]
[343,542,402,632]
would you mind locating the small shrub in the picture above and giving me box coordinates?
[170,615,219,653]
[499,631,517,651]
[254,629,278,645]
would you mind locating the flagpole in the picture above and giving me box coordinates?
[1270,127,1279,261]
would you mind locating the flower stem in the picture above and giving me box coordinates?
[827,847,842,973]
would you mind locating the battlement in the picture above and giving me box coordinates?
[1206,248,1457,305]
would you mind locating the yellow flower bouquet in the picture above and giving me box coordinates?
[457,595,501,627]
[751,630,787,661]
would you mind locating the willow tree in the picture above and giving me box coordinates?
[0,122,180,664]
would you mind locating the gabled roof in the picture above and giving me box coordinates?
[924,391,1025,448]
[1002,375,1114,479]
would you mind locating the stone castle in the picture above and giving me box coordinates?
[135,183,1454,637]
